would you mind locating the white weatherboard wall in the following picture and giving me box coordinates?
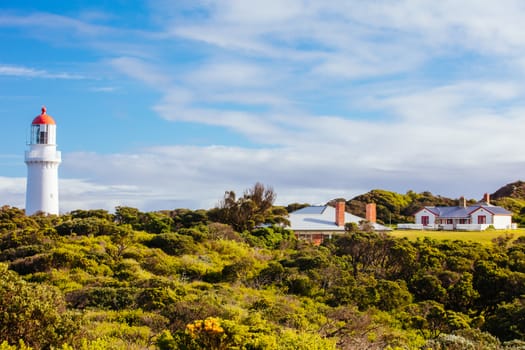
[493,214,513,229]
[470,208,492,226]
[414,208,436,226]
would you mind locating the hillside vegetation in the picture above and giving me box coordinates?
[1,183,525,349]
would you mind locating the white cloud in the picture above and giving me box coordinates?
[90,86,118,92]
[0,64,85,79]
[110,57,172,89]
[4,2,525,212]
[0,177,26,209]
[188,61,271,87]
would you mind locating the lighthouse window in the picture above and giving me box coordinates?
[32,125,49,144]
[39,130,48,144]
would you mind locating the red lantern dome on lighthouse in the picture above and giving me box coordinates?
[32,106,56,125]
[29,106,57,145]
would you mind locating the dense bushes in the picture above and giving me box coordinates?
[1,203,525,348]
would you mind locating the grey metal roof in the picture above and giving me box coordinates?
[434,206,471,218]
[425,205,512,218]
[472,205,512,215]
[292,206,327,215]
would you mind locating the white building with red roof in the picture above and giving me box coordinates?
[399,193,515,231]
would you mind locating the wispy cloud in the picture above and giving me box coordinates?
[0,64,85,79]
[110,57,172,89]
[90,86,118,92]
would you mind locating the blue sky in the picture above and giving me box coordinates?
[2,1,525,212]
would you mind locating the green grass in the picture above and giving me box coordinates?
[391,228,525,245]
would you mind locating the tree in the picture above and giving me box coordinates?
[333,232,375,278]
[209,183,285,232]
[375,279,413,311]
[472,260,525,313]
[484,298,525,341]
[114,206,141,227]
[406,300,469,339]
[446,273,479,313]
[331,231,405,279]
[410,273,447,303]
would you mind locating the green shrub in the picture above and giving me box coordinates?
[0,264,80,348]
[66,287,138,310]
[145,233,197,255]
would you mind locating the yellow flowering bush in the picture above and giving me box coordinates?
[186,317,229,350]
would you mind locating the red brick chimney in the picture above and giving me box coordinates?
[483,193,490,205]
[335,200,346,227]
[365,203,377,223]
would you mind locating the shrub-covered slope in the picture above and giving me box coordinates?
[1,204,525,349]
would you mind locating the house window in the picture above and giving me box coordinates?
[447,219,453,224]
[478,216,486,224]
[421,216,429,226]
[459,219,467,224]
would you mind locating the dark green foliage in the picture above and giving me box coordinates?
[409,273,447,303]
[55,217,119,236]
[484,299,525,341]
[0,227,47,250]
[0,244,46,261]
[374,279,412,311]
[66,286,139,310]
[145,232,197,255]
[445,273,479,313]
[70,209,114,221]
[141,211,173,234]
[245,226,295,248]
[220,257,255,283]
[287,275,314,296]
[0,206,39,233]
[473,260,522,312]
[113,206,174,233]
[171,208,208,229]
[253,261,286,287]
[158,208,210,237]
[8,253,50,275]
[114,206,141,226]
[178,226,208,242]
[330,231,405,279]
[405,300,470,338]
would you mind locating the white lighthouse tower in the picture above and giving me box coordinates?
[25,107,62,215]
